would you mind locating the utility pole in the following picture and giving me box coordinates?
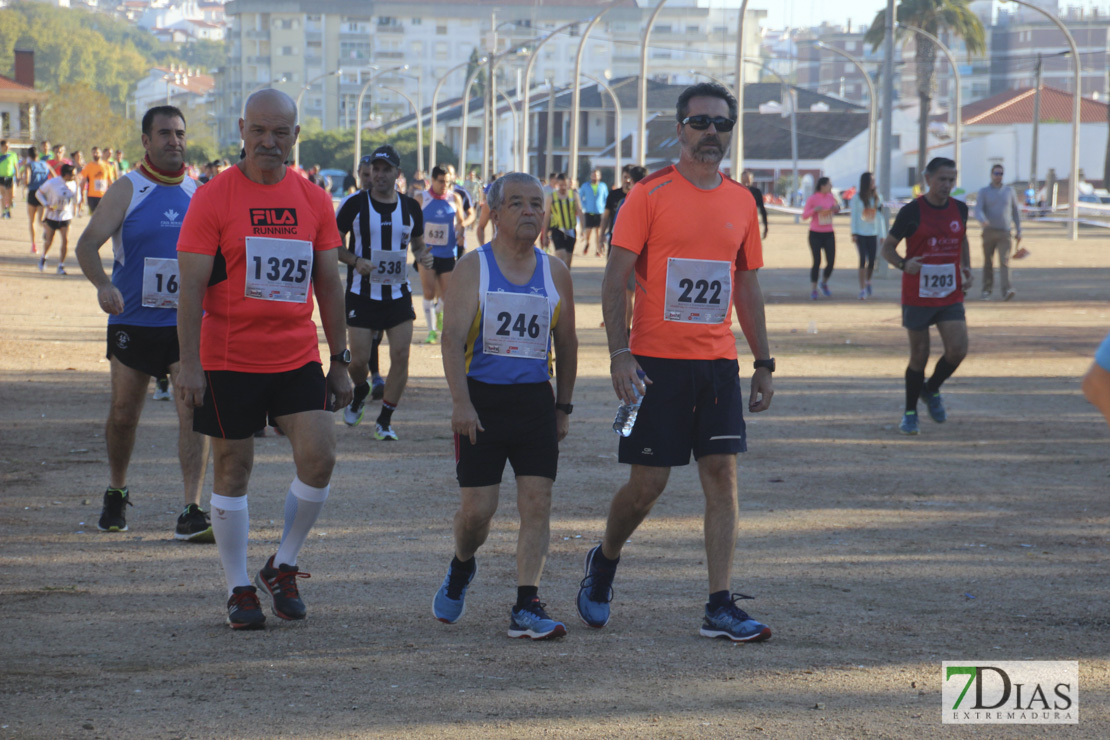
[879,0,895,205]
[1030,53,1043,201]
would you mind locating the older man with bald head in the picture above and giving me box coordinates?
[176,89,353,630]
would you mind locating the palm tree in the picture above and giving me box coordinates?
[865,0,986,186]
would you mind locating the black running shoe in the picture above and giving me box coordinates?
[255,554,311,620]
[226,585,266,630]
[174,504,214,543]
[97,487,132,532]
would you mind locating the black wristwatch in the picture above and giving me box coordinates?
[753,358,776,373]
[555,403,574,415]
[330,349,351,364]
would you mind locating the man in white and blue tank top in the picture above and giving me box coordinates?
[74,105,211,541]
[432,173,578,641]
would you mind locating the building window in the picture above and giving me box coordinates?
[411,17,421,25]
[436,25,447,35]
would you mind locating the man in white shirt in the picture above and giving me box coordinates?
[37,164,79,275]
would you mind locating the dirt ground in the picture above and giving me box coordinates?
[2,200,1109,740]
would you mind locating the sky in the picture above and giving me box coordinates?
[747,0,1110,32]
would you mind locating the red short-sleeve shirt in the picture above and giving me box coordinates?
[177,165,342,373]
[611,166,763,361]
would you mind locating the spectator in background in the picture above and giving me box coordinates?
[974,164,1021,302]
[849,171,886,301]
[740,170,768,240]
[578,168,608,257]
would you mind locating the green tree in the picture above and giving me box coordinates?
[865,0,985,184]
[295,126,457,176]
[40,83,134,160]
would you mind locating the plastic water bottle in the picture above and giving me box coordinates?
[612,371,646,437]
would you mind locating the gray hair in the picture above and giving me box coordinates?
[486,172,543,210]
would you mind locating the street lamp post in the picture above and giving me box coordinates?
[294,67,344,169]
[816,42,877,173]
[521,20,583,175]
[459,65,487,181]
[1000,0,1080,240]
[497,91,520,171]
[583,73,622,179]
[381,86,424,174]
[352,66,407,173]
[638,0,669,166]
[898,23,962,188]
[731,0,751,179]
[430,58,482,172]
[745,58,798,217]
[569,6,614,185]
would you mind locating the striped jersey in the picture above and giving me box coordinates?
[336,190,424,301]
[464,243,562,385]
[548,191,577,232]
[110,171,197,327]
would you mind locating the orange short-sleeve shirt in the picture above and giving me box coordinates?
[611,166,763,361]
[177,165,342,373]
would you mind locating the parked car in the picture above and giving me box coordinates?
[318,168,350,198]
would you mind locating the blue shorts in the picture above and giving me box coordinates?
[618,356,746,467]
[1096,332,1110,371]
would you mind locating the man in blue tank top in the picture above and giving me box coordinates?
[432,173,578,640]
[74,105,211,541]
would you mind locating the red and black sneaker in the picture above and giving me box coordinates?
[226,585,266,630]
[255,554,311,620]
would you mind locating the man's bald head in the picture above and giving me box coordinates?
[239,88,299,177]
[243,88,297,124]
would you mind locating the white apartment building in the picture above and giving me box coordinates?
[216,0,764,146]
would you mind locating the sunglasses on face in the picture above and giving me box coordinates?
[992,170,1004,176]
[681,115,736,132]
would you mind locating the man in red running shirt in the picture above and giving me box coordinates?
[176,89,352,630]
[881,157,973,435]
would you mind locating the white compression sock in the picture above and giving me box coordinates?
[274,477,330,568]
[423,298,435,330]
[210,493,250,596]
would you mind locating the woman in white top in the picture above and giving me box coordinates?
[848,171,887,300]
[37,163,79,275]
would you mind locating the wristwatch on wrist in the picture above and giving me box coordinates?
[555,402,574,415]
[330,349,351,364]
[753,358,776,373]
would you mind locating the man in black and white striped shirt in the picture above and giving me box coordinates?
[336,146,431,440]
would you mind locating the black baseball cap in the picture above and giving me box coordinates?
[365,144,400,168]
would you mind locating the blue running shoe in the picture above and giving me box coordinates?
[899,410,920,435]
[699,593,772,642]
[433,559,476,624]
[508,599,567,640]
[370,375,386,401]
[576,545,616,628]
[820,282,832,297]
[921,390,947,423]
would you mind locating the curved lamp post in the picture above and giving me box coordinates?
[352,65,407,173]
[569,5,615,184]
[731,0,751,179]
[294,67,344,169]
[583,73,622,179]
[745,58,798,219]
[458,65,487,181]
[897,23,962,187]
[638,0,669,166]
[816,42,877,173]
[381,86,423,174]
[998,0,1080,240]
[497,91,520,171]
[520,20,584,175]
[430,58,483,172]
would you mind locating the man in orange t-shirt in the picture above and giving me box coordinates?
[576,82,776,644]
[79,146,114,214]
[176,89,352,631]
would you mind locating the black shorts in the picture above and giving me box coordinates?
[193,362,330,440]
[550,229,576,253]
[0,177,12,188]
[584,213,601,229]
[345,291,415,331]
[106,324,180,378]
[455,378,558,487]
[44,218,70,231]
[432,256,456,275]
[87,196,101,213]
[27,190,41,207]
[618,356,746,467]
[902,302,966,331]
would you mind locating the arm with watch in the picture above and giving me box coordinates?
[733,269,774,413]
[311,246,353,411]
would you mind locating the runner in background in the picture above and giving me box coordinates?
[849,171,886,301]
[802,177,838,300]
[0,140,19,219]
[24,148,51,254]
[37,164,79,275]
[541,173,583,268]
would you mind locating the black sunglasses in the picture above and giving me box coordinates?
[992,169,1004,175]
[681,115,736,132]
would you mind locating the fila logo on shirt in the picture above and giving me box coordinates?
[250,208,298,235]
